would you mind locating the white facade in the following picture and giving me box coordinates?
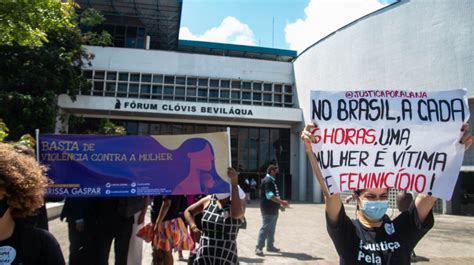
[60,46,304,200]
[294,0,474,204]
[85,46,294,84]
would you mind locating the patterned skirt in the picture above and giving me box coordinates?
[137,217,194,251]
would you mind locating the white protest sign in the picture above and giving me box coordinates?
[310,89,469,200]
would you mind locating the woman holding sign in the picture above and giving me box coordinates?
[184,167,246,265]
[301,123,472,265]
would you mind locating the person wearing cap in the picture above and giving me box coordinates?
[184,167,246,265]
[301,123,473,265]
[0,142,65,264]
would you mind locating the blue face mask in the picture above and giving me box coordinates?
[361,200,389,221]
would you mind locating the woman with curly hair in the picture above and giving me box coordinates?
[0,142,65,265]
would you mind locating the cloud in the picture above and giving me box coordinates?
[285,0,386,52]
[179,16,256,46]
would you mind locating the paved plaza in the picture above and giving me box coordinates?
[49,202,474,264]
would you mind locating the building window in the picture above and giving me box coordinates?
[82,70,295,108]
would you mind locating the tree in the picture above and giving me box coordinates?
[0,2,111,140]
[0,0,75,48]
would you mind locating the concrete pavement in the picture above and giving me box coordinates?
[48,202,474,264]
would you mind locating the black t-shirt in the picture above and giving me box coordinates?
[326,202,434,265]
[0,221,65,265]
[260,175,280,215]
[151,195,184,222]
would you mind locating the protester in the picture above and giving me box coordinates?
[60,198,89,265]
[94,197,135,265]
[127,196,149,265]
[0,142,65,264]
[184,167,246,264]
[250,178,258,199]
[255,164,289,256]
[13,144,49,230]
[137,195,193,265]
[301,122,473,264]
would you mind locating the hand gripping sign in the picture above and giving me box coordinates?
[307,89,469,200]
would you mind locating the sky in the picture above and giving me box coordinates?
[179,0,398,53]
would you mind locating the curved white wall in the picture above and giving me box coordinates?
[294,0,474,202]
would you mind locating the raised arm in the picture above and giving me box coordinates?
[416,123,472,222]
[228,168,246,219]
[301,122,342,223]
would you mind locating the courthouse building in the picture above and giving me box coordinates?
[58,0,474,214]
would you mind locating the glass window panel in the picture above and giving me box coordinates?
[186,97,197,102]
[187,87,196,96]
[210,79,219,87]
[118,83,127,93]
[176,76,186,85]
[274,84,282,93]
[187,77,197,86]
[126,26,137,37]
[264,83,272,91]
[231,91,240,99]
[264,94,272,102]
[274,103,283,107]
[285,95,292,103]
[253,83,262,90]
[198,98,207,102]
[130,73,140,82]
[164,86,174,95]
[220,99,230,103]
[198,88,208,97]
[253,93,261,101]
[183,124,194,134]
[152,85,162,95]
[220,90,229,98]
[172,124,184,134]
[106,82,116,94]
[164,76,174,84]
[115,25,125,35]
[125,38,137,48]
[284,85,292,93]
[161,123,172,134]
[94,71,105,80]
[141,84,151,94]
[141,74,151,83]
[242,101,251,105]
[176,87,185,96]
[242,82,251,90]
[221,80,230,88]
[149,124,160,135]
[163,95,173,100]
[129,84,139,94]
[152,75,163,83]
[93,81,104,90]
[198,78,208,86]
[137,38,144,48]
[274,94,282,102]
[126,122,138,135]
[242,92,251,100]
[209,89,219,98]
[106,72,116,81]
[137,27,145,37]
[138,122,149,135]
[231,81,241,89]
[119,72,129,81]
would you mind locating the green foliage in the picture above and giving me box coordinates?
[0,3,111,140]
[0,120,36,149]
[0,119,9,141]
[0,0,76,48]
[69,115,126,136]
